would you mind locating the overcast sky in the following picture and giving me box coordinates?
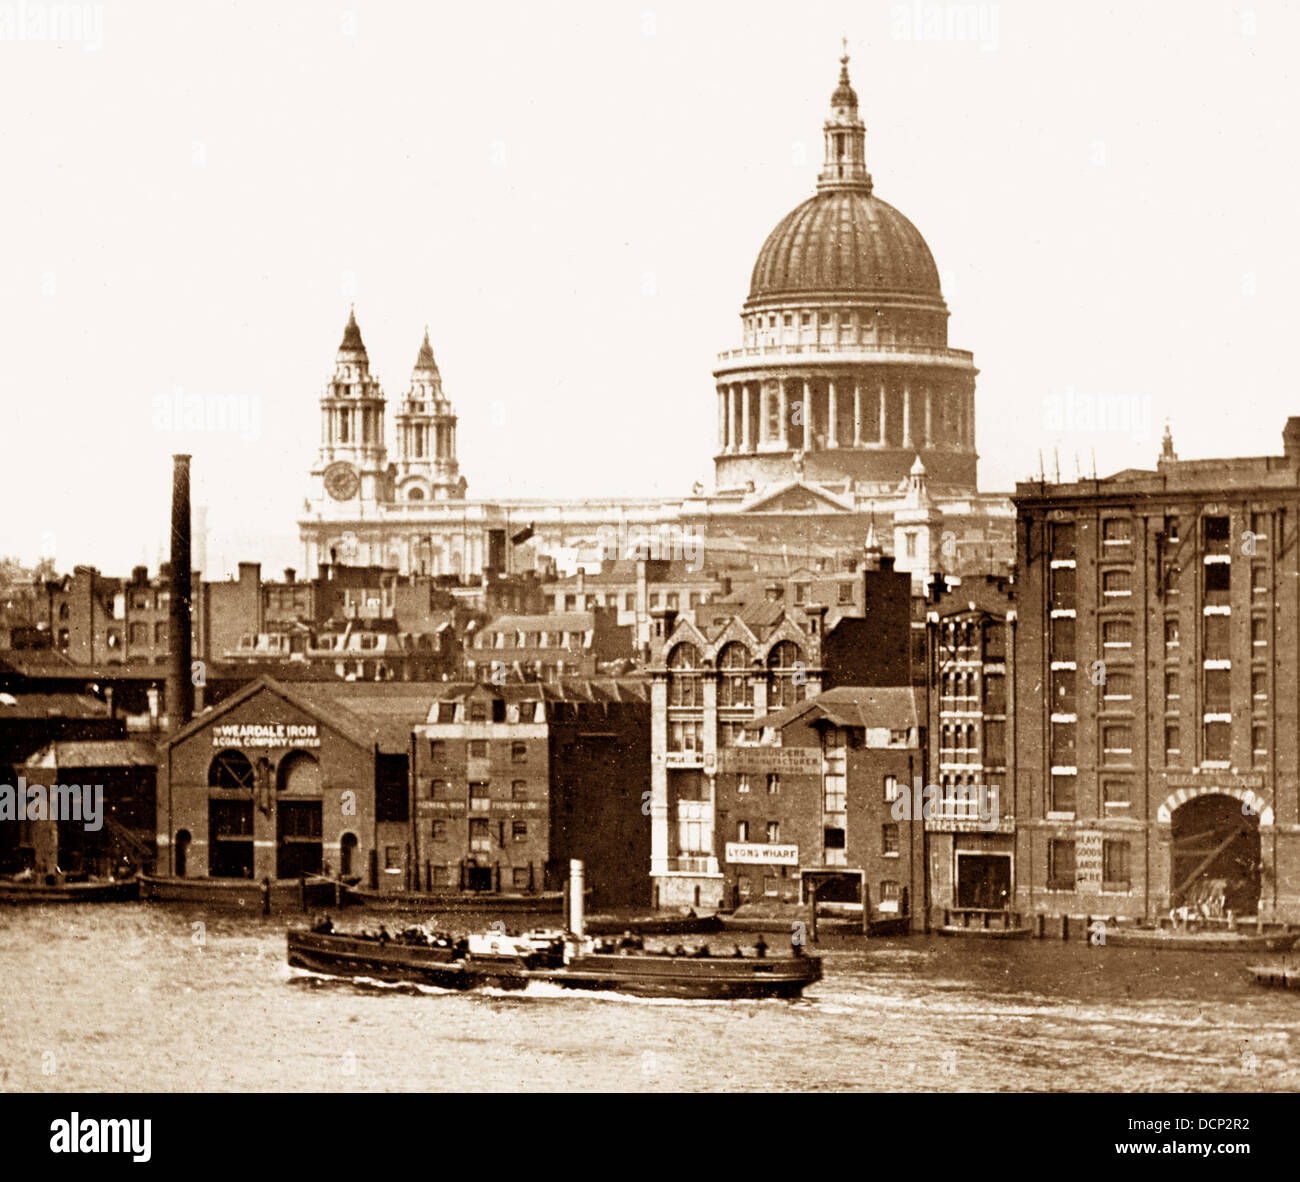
[2,0,1297,577]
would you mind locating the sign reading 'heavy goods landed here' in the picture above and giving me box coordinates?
[715,748,822,775]
[212,723,321,749]
[1076,830,1103,894]
[725,843,800,866]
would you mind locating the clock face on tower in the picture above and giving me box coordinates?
[324,462,360,501]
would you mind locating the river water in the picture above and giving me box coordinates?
[0,904,1296,1092]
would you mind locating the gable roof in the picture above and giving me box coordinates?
[0,692,111,719]
[749,686,920,732]
[21,739,158,770]
[163,675,376,752]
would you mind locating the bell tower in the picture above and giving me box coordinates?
[311,309,391,508]
[393,329,466,501]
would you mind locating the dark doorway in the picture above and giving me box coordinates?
[175,830,191,877]
[209,801,254,878]
[277,801,323,879]
[956,854,1012,909]
[340,832,357,878]
[1171,794,1260,915]
[465,862,493,892]
[804,871,862,904]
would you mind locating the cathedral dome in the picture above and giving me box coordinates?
[748,189,942,303]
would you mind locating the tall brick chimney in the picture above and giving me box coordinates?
[167,454,194,730]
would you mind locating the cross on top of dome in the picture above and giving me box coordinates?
[832,41,858,109]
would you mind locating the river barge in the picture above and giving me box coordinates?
[286,927,821,999]
[338,885,569,914]
[139,873,343,911]
[0,875,139,904]
[287,858,821,1000]
[1095,922,1300,952]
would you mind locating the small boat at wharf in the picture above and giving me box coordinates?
[286,858,822,1001]
[139,873,344,911]
[0,874,139,904]
[585,913,724,938]
[1096,921,1300,953]
[936,908,1033,940]
[1248,963,1300,989]
[720,899,910,938]
[338,885,569,915]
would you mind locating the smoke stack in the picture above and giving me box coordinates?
[568,859,585,937]
[167,454,194,730]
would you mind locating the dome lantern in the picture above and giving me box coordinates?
[817,51,872,194]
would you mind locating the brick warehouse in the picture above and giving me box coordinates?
[1013,421,1300,923]
[413,679,650,909]
[647,543,919,911]
[156,675,650,906]
[742,686,926,929]
[924,576,1017,921]
[156,677,419,887]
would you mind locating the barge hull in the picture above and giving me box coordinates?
[0,879,139,904]
[286,933,821,999]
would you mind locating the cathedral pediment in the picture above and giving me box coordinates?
[741,482,852,514]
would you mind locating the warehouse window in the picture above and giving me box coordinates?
[1048,840,1076,891]
[1050,774,1077,815]
[1103,840,1131,891]
[1204,720,1231,763]
[1204,515,1231,555]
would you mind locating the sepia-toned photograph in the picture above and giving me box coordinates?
[1,0,1297,1149]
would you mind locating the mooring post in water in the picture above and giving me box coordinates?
[262,877,271,915]
[568,859,585,938]
[808,880,819,944]
[300,875,307,913]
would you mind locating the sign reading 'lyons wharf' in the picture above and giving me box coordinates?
[715,748,822,775]
[725,843,800,866]
[211,723,321,749]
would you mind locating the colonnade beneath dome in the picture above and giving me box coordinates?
[715,373,975,456]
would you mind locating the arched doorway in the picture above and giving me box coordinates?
[174,830,191,877]
[339,832,358,879]
[276,751,323,879]
[208,750,254,879]
[1170,794,1261,915]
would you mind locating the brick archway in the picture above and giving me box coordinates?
[1157,784,1272,826]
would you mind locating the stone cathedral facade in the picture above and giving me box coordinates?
[298,56,1013,586]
